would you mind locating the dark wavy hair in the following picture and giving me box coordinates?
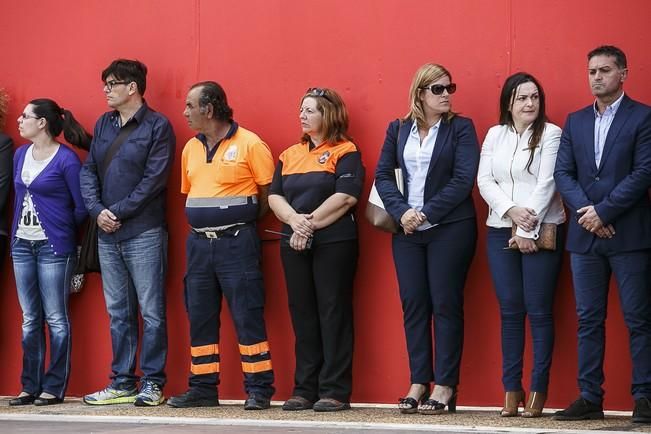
[29,98,92,150]
[190,81,233,122]
[499,72,547,173]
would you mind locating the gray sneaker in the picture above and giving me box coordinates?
[83,386,137,405]
[134,380,164,406]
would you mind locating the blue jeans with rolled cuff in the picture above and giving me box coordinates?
[12,238,75,399]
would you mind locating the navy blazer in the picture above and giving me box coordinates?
[375,116,479,227]
[0,132,13,236]
[554,95,651,253]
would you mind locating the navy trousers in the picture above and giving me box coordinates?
[486,226,564,393]
[183,225,274,399]
[392,218,476,386]
[571,240,651,404]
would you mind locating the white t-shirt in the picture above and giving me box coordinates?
[16,144,60,240]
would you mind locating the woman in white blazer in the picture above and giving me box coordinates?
[477,72,565,418]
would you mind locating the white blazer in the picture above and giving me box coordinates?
[477,122,565,239]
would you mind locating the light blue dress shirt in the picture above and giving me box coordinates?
[594,92,625,168]
[404,120,441,231]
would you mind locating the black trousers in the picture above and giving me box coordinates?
[281,239,358,403]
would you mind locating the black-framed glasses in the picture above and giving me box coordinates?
[104,80,129,92]
[19,113,40,120]
[420,83,457,95]
[306,87,333,102]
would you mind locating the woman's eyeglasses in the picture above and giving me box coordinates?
[420,83,457,95]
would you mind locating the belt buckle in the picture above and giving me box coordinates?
[205,231,218,239]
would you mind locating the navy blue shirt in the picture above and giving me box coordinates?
[80,102,175,242]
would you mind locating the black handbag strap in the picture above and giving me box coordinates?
[98,120,139,181]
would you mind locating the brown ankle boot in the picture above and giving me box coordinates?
[500,390,525,417]
[522,391,546,418]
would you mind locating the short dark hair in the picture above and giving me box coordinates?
[190,81,233,122]
[101,59,148,96]
[588,45,627,69]
[29,98,92,150]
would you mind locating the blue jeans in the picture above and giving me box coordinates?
[12,238,75,399]
[486,226,564,393]
[98,226,168,388]
[571,242,651,403]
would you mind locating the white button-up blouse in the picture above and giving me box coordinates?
[477,122,566,239]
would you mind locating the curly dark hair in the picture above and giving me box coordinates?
[0,88,9,130]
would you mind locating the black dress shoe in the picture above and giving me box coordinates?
[282,396,314,411]
[34,397,63,406]
[244,393,271,410]
[167,389,219,408]
[633,397,651,423]
[553,397,604,420]
[9,394,35,406]
[313,398,351,412]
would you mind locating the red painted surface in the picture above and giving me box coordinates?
[1,0,650,411]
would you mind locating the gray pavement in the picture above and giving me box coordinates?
[0,397,650,434]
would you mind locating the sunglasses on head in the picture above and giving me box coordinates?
[306,87,333,102]
[420,83,457,95]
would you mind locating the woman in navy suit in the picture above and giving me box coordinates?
[375,63,479,415]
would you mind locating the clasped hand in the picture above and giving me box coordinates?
[506,206,538,232]
[577,205,615,239]
[97,209,121,233]
[400,208,426,235]
[288,213,314,238]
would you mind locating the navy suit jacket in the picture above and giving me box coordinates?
[554,95,651,253]
[375,116,479,226]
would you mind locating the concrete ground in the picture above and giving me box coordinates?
[1,397,650,434]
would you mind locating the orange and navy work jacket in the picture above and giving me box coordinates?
[269,139,364,244]
[181,122,274,228]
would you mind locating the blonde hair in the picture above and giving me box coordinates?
[405,63,456,129]
[0,88,8,130]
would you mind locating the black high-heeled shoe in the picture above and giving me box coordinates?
[418,388,457,415]
[398,384,430,414]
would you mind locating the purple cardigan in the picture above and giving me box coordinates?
[12,144,87,255]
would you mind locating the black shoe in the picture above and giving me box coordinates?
[553,397,604,420]
[34,397,63,406]
[282,396,314,411]
[313,398,351,412]
[244,393,271,410]
[167,389,219,408]
[9,394,35,406]
[633,397,651,423]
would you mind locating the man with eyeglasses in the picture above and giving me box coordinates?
[166,81,275,410]
[553,45,651,423]
[79,59,175,407]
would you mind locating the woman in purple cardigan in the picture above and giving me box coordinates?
[9,99,90,406]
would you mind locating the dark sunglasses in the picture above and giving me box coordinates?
[420,83,457,95]
[306,87,333,102]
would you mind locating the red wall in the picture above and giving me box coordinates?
[1,0,650,411]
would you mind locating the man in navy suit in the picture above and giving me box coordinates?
[554,45,651,422]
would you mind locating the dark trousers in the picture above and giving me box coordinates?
[486,226,564,393]
[571,241,651,403]
[184,226,274,399]
[280,239,358,403]
[392,218,476,386]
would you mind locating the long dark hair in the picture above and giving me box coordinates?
[498,72,547,173]
[30,98,92,150]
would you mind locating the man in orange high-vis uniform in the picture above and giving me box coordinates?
[167,81,275,410]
